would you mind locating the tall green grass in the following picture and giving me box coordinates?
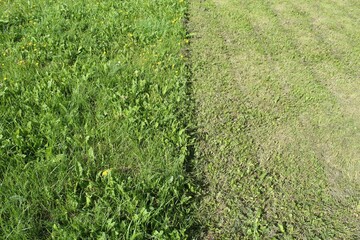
[0,0,195,239]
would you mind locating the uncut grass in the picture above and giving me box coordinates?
[0,0,195,239]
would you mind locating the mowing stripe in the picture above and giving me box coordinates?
[190,0,360,238]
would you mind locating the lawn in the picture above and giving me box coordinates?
[2,0,360,239]
[0,0,196,239]
[190,0,360,238]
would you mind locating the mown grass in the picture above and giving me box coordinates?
[190,0,359,239]
[0,0,196,239]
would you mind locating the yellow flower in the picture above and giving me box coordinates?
[101,169,111,177]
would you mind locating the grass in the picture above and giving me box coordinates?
[2,0,360,239]
[190,0,360,238]
[0,0,196,239]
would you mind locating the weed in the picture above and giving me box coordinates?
[0,0,195,239]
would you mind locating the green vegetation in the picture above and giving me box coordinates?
[0,0,196,239]
[2,0,360,239]
[190,0,360,239]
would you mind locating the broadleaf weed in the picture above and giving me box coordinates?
[0,0,195,238]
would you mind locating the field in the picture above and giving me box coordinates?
[2,0,360,239]
[0,0,195,239]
